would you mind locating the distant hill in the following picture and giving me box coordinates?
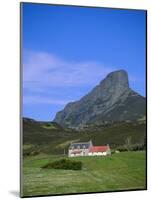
[23,118,146,155]
[54,70,146,129]
[23,117,64,144]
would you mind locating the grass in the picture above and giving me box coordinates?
[22,151,146,197]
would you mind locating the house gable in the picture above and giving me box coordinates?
[69,141,93,150]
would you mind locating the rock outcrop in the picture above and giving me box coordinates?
[54,70,146,128]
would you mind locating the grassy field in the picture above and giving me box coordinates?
[22,151,146,197]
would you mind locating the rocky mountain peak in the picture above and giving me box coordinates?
[54,70,145,128]
[103,69,129,87]
[98,70,129,98]
[83,70,129,106]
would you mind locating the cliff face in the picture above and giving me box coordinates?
[54,70,146,128]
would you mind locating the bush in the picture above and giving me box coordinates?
[129,144,145,151]
[116,146,128,152]
[23,149,40,157]
[41,158,82,170]
[116,143,145,152]
[30,150,40,156]
[111,150,115,154]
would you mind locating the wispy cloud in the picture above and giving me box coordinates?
[23,95,73,105]
[23,50,117,106]
[23,50,114,88]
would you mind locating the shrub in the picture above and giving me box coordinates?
[41,158,82,170]
[129,144,145,151]
[30,150,40,156]
[23,151,31,157]
[111,150,115,154]
[23,149,40,157]
[116,143,145,152]
[116,146,128,152]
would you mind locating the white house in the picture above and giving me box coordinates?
[68,140,93,157]
[68,140,111,157]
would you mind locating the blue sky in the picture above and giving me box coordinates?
[22,3,146,121]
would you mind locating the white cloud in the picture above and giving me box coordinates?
[23,50,114,89]
[23,50,115,105]
[23,95,73,105]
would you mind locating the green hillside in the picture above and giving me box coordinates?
[23,118,146,155]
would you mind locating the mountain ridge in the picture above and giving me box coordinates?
[54,70,146,128]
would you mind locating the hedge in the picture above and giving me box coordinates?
[41,158,82,170]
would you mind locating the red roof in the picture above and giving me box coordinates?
[89,146,109,153]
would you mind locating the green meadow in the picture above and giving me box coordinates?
[22,151,146,197]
